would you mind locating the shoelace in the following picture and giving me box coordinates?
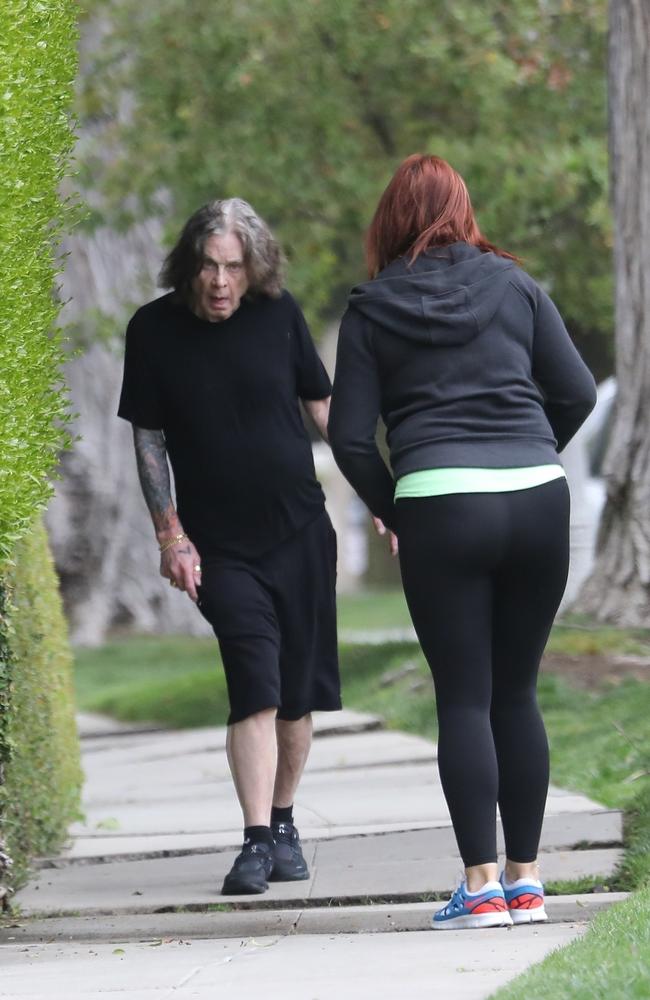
[442,885,466,915]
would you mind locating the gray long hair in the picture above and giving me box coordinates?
[159,198,285,300]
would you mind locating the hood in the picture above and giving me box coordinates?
[349,242,516,346]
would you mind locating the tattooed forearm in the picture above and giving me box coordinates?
[132,426,180,537]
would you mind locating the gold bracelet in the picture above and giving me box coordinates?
[159,532,187,554]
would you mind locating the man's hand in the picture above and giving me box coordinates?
[160,537,203,602]
[132,426,204,602]
[372,516,398,557]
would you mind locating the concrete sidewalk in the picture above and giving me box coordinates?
[1,709,627,999]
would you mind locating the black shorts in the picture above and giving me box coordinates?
[196,511,341,724]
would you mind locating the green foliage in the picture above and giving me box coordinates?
[489,887,650,999]
[548,623,650,657]
[0,520,82,885]
[0,1,81,885]
[73,634,227,717]
[73,636,420,730]
[336,588,413,632]
[79,0,610,345]
[91,669,230,730]
[0,0,78,563]
[538,674,650,810]
[614,781,650,892]
[0,583,14,782]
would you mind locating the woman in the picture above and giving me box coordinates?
[328,155,596,929]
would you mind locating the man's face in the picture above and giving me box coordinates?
[191,231,250,322]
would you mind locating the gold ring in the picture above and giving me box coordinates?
[169,579,177,588]
[194,564,201,573]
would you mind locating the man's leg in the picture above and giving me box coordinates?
[267,713,313,882]
[221,707,278,895]
[226,707,278,826]
[196,559,286,894]
[273,713,313,808]
[257,512,340,883]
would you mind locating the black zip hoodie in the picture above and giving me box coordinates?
[328,242,597,531]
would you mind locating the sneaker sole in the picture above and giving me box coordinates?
[221,878,269,895]
[510,906,548,924]
[268,867,310,882]
[432,912,513,930]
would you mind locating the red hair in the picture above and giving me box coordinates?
[365,154,518,277]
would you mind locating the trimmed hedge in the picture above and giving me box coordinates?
[0,0,81,897]
[0,0,78,561]
[0,521,82,886]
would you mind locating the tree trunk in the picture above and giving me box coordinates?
[575,0,650,623]
[46,222,212,646]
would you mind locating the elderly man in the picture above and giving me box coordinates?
[118,198,340,895]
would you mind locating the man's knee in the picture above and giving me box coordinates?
[228,705,278,728]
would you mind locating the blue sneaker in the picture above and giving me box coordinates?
[500,872,548,924]
[432,880,513,930]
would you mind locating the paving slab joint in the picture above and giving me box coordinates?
[0,893,628,945]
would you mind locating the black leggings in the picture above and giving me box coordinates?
[397,478,570,867]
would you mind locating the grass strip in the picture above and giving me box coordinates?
[489,886,650,1000]
[612,781,650,891]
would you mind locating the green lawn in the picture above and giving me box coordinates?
[547,619,650,657]
[74,635,230,729]
[335,589,413,632]
[490,886,650,1000]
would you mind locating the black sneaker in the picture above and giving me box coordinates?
[269,821,310,881]
[221,841,274,895]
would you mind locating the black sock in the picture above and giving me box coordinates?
[271,804,294,825]
[244,825,274,848]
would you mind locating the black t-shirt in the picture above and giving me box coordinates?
[118,290,332,558]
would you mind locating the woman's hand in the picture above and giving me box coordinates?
[160,537,203,601]
[372,516,399,557]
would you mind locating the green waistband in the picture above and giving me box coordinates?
[394,465,566,499]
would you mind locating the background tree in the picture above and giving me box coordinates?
[53,0,613,643]
[79,0,610,370]
[576,0,650,624]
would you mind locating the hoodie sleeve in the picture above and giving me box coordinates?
[531,286,597,452]
[328,309,397,531]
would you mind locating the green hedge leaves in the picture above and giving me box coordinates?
[0,0,79,563]
[0,1,81,891]
[0,521,82,884]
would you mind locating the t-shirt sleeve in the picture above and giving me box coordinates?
[117,314,165,429]
[290,298,332,400]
